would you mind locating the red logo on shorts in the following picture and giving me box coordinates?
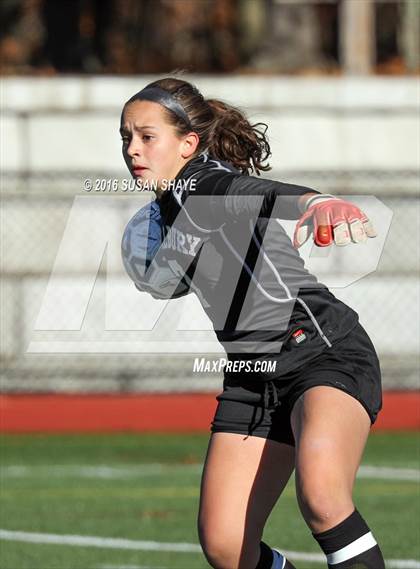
[292,328,307,344]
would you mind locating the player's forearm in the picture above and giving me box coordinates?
[219,176,321,220]
[257,181,322,220]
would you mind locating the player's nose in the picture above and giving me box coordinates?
[126,137,142,158]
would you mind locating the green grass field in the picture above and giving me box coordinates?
[0,432,419,569]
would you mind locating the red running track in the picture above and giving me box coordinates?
[0,391,419,433]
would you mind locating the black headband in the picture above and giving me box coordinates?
[129,86,193,130]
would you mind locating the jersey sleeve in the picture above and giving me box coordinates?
[187,171,321,229]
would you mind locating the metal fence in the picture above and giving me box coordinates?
[1,171,418,393]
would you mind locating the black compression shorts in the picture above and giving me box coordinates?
[210,322,382,447]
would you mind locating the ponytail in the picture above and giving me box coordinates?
[206,99,271,176]
[128,77,271,176]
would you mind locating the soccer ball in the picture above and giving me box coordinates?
[121,200,191,299]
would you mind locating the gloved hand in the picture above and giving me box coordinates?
[293,194,377,248]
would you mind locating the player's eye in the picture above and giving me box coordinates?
[142,135,154,142]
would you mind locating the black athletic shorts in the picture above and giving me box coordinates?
[210,322,382,447]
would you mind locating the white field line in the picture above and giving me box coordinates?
[358,465,420,481]
[0,463,419,481]
[0,464,203,479]
[0,529,201,552]
[0,529,419,569]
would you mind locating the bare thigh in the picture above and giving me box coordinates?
[198,432,295,569]
[291,386,371,533]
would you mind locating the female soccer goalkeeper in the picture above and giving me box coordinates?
[121,77,384,569]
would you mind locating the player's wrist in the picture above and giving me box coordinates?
[298,192,326,214]
[301,193,337,212]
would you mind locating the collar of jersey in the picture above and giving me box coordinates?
[174,151,210,181]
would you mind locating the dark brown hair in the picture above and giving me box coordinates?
[128,77,271,176]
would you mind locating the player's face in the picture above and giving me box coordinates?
[120,100,193,190]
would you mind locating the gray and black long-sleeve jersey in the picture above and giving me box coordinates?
[157,152,359,381]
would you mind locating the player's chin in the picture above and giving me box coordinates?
[134,172,158,185]
[132,171,146,180]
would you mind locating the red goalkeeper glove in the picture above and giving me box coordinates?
[293,194,377,248]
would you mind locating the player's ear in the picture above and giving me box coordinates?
[181,132,200,159]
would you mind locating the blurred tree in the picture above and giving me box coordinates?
[246,0,334,73]
[340,0,375,75]
[210,0,240,71]
[42,0,83,72]
[0,0,417,76]
[0,0,45,74]
[79,0,113,72]
[161,0,214,72]
[238,0,267,65]
[400,0,420,73]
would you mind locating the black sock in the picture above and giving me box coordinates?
[255,542,273,568]
[313,509,385,568]
[255,541,297,569]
